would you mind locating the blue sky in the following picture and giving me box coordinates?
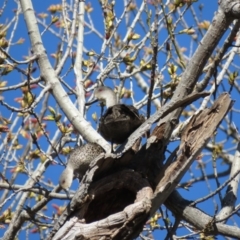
[0,1,239,239]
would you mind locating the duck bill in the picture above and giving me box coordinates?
[85,98,98,106]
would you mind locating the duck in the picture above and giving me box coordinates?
[59,143,104,189]
[94,86,144,144]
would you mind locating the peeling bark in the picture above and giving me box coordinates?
[48,93,233,240]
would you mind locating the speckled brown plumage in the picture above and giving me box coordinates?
[99,104,145,144]
[59,143,104,189]
[94,86,145,144]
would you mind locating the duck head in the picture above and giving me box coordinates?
[94,86,118,108]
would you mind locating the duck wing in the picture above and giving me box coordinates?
[98,104,144,144]
[102,104,142,123]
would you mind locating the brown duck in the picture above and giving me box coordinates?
[94,86,144,144]
[59,143,104,189]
